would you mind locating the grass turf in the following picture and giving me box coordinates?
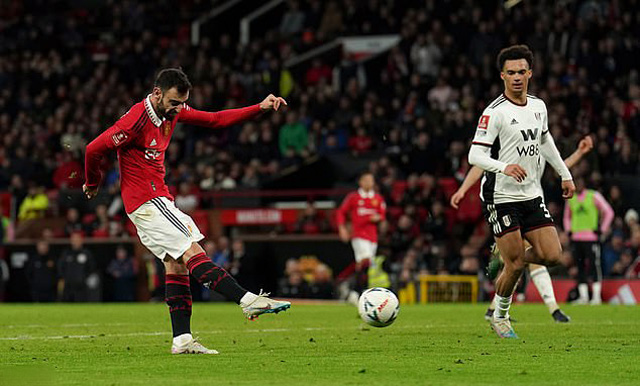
[0,303,639,385]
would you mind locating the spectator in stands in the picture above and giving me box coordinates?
[348,126,374,156]
[280,0,305,36]
[422,200,448,243]
[107,245,137,302]
[602,231,626,276]
[295,202,329,234]
[58,232,97,302]
[174,181,199,213]
[26,240,57,302]
[86,204,110,238]
[213,236,231,270]
[17,185,49,221]
[64,208,84,237]
[279,111,308,157]
[278,258,309,298]
[308,264,334,299]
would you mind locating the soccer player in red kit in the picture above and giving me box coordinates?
[336,172,387,304]
[84,68,290,354]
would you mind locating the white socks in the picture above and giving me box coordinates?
[173,333,193,347]
[494,294,512,319]
[578,283,589,302]
[592,282,602,303]
[239,292,258,307]
[530,266,559,313]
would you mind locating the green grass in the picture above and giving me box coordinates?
[0,303,639,385]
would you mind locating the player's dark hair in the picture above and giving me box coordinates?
[496,45,534,71]
[154,68,192,94]
[359,171,374,180]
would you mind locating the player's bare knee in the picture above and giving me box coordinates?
[164,257,188,275]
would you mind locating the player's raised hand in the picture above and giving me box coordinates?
[578,135,594,155]
[259,94,288,112]
[450,190,465,209]
[562,179,576,199]
[503,164,527,182]
[83,184,98,199]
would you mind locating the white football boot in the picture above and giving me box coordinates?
[241,290,291,319]
[171,338,219,355]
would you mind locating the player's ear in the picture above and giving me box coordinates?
[152,86,162,101]
[500,71,504,80]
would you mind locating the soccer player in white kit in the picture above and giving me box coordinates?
[452,136,593,323]
[467,45,576,338]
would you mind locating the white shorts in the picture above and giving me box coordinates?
[128,197,204,260]
[351,238,377,263]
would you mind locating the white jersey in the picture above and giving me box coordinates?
[471,94,548,204]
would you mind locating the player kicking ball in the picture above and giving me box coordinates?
[84,68,290,354]
[453,136,593,324]
[467,45,576,338]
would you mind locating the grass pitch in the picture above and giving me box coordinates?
[0,302,639,385]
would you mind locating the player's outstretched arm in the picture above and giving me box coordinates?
[450,166,484,209]
[563,135,594,169]
[178,94,287,129]
[540,130,574,198]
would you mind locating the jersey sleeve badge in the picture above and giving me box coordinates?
[478,115,490,130]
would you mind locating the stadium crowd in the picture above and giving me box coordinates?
[0,0,639,301]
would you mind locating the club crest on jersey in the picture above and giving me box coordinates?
[111,130,128,146]
[502,215,512,227]
[371,198,378,206]
[477,115,490,130]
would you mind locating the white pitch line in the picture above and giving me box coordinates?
[4,323,138,329]
[0,327,338,341]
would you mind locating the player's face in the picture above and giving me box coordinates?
[359,174,374,191]
[153,87,189,120]
[500,59,531,96]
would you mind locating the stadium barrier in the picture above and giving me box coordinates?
[398,275,479,304]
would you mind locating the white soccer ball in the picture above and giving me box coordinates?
[358,288,400,327]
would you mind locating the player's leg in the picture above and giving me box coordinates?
[528,261,570,322]
[492,230,525,338]
[354,239,376,292]
[572,242,590,304]
[163,257,217,354]
[589,242,603,305]
[181,242,291,318]
[344,238,374,306]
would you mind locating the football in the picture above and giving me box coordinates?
[358,288,400,327]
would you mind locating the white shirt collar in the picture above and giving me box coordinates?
[144,94,164,127]
[358,188,374,199]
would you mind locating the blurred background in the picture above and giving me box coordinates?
[0,0,638,304]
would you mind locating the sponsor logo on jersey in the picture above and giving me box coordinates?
[145,149,162,160]
[358,200,364,206]
[111,130,128,146]
[510,118,519,125]
[520,128,539,141]
[477,115,490,129]
[149,138,157,147]
[502,215,511,227]
[476,129,487,137]
[534,112,541,121]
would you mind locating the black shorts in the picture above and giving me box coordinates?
[482,196,554,237]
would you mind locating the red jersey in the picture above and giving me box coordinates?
[336,189,386,243]
[85,96,261,213]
